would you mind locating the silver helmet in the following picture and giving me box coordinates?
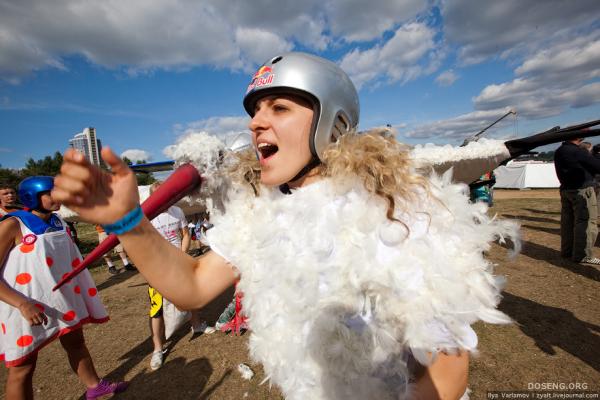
[243,52,359,161]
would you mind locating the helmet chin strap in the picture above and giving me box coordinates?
[279,156,321,194]
[290,156,321,183]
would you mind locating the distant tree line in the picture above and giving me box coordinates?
[0,151,64,188]
[0,152,155,189]
[516,150,555,162]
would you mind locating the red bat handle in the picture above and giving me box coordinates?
[53,163,202,290]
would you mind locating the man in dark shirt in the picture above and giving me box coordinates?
[554,138,600,264]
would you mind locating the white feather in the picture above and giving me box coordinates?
[238,363,255,380]
[205,172,519,400]
[166,131,234,212]
[410,138,511,184]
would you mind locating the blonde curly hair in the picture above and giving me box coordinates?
[228,128,430,221]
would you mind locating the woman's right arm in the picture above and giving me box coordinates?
[0,219,48,325]
[52,147,237,310]
[118,218,236,309]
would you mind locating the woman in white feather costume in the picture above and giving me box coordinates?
[52,52,519,400]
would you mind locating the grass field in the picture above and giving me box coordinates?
[0,189,598,399]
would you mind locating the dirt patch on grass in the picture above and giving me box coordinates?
[1,191,598,399]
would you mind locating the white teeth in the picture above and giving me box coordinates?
[258,143,271,148]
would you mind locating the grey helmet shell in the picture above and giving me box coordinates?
[243,52,359,160]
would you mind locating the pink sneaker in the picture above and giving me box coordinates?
[86,379,128,400]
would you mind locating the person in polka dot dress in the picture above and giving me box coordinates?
[0,176,127,400]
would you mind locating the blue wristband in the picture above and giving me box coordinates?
[101,205,143,235]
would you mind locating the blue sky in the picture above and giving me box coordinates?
[1,0,599,168]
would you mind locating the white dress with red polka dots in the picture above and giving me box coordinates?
[0,215,108,367]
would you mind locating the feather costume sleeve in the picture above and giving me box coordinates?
[410,138,511,184]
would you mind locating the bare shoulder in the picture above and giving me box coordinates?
[0,217,20,234]
[0,217,21,246]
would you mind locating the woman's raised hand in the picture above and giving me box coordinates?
[52,147,140,225]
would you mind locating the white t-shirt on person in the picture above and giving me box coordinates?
[150,206,187,249]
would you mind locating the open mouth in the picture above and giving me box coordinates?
[257,143,279,159]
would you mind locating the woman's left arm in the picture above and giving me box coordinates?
[412,351,469,400]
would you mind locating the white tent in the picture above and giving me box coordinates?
[494,161,559,189]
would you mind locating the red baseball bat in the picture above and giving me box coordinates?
[53,163,202,290]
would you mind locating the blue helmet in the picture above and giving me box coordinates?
[18,176,54,210]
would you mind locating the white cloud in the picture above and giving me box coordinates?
[179,116,250,137]
[474,79,596,120]
[405,108,516,139]
[220,0,329,51]
[569,82,600,108]
[0,1,238,81]
[412,29,600,140]
[340,23,438,88]
[474,79,538,109]
[326,0,427,42]
[0,26,66,84]
[473,32,600,119]
[121,149,152,163]
[162,145,177,160]
[3,0,597,139]
[0,0,432,82]
[442,0,600,65]
[515,33,600,83]
[435,70,458,87]
[235,28,293,67]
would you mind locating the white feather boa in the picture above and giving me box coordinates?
[411,138,511,185]
[56,135,511,221]
[206,171,519,400]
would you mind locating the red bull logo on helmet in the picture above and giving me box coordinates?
[246,65,274,93]
[253,66,272,79]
